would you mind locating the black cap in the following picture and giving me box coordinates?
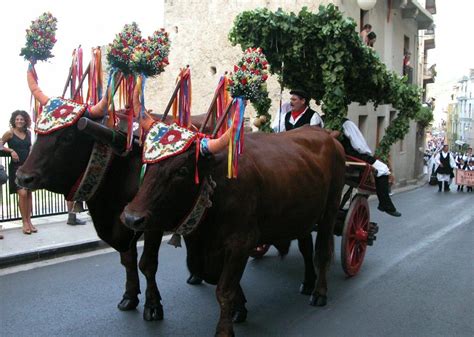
[289,89,310,102]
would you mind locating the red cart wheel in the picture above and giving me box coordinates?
[250,244,270,259]
[341,195,370,277]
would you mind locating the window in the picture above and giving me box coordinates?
[358,115,368,138]
[376,116,385,147]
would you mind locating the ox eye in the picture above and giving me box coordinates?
[177,166,189,177]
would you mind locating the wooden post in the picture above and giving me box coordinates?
[61,64,74,98]
[211,100,234,138]
[72,62,91,100]
[199,88,220,133]
[161,66,190,122]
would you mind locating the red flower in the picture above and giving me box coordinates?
[262,74,268,81]
[241,78,247,85]
[241,65,247,71]
[234,65,239,72]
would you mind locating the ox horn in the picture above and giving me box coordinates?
[27,67,49,106]
[207,128,232,154]
[88,94,109,118]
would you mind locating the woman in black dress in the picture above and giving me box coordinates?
[1,110,34,234]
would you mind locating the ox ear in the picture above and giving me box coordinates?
[207,128,232,154]
[27,67,49,106]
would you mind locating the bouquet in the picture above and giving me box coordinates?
[20,12,58,62]
[106,22,143,74]
[228,47,269,102]
[130,29,170,77]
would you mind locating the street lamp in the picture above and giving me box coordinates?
[358,0,377,11]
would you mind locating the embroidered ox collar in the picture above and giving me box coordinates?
[35,97,87,134]
[143,122,197,164]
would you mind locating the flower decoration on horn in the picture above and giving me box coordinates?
[130,29,171,77]
[20,12,58,62]
[228,47,269,102]
[106,22,143,75]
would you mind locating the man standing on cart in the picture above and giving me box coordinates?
[340,118,402,217]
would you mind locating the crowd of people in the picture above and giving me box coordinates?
[424,138,473,192]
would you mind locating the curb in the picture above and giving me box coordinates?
[0,239,109,269]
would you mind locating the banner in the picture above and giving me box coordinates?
[455,170,474,186]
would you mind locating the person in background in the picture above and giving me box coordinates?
[367,32,377,49]
[456,158,466,192]
[434,144,456,192]
[466,160,474,192]
[1,110,34,234]
[271,89,323,132]
[360,24,372,45]
[463,147,473,163]
[66,201,86,225]
[340,118,401,217]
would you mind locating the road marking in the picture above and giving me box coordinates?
[0,234,172,276]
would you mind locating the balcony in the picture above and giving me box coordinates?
[423,64,436,85]
[424,28,435,50]
[399,0,435,30]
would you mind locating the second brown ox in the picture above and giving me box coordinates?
[121,125,346,337]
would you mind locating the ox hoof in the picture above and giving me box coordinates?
[309,294,327,307]
[117,297,139,311]
[143,303,164,321]
[187,274,203,285]
[232,308,248,323]
[299,282,314,295]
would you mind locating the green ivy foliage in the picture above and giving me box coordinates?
[414,105,434,129]
[229,4,422,161]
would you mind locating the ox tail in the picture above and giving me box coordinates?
[273,240,291,258]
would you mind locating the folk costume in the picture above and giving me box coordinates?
[434,150,455,192]
[272,90,324,132]
[341,119,401,217]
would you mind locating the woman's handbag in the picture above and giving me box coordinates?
[0,164,8,185]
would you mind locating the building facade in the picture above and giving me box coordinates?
[453,71,474,148]
[145,0,436,186]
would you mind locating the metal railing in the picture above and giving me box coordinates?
[0,152,69,222]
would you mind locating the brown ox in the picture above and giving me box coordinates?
[16,67,208,321]
[122,125,346,337]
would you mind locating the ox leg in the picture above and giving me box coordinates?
[310,211,337,307]
[215,245,249,337]
[118,240,141,311]
[232,284,248,323]
[298,234,316,295]
[139,230,164,321]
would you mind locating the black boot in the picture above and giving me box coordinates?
[444,181,450,192]
[375,175,401,217]
[438,182,443,192]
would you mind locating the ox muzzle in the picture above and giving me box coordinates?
[120,209,147,231]
[16,169,40,190]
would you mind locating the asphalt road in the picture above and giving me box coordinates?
[1,185,473,337]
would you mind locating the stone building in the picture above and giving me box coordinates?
[144,0,436,187]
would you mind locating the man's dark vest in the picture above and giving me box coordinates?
[340,118,376,164]
[436,152,453,175]
[284,108,316,131]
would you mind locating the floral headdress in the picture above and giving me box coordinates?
[228,47,269,102]
[20,12,58,62]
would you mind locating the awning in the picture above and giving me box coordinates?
[455,140,466,146]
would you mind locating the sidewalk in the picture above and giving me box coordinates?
[0,180,427,268]
[0,212,107,268]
